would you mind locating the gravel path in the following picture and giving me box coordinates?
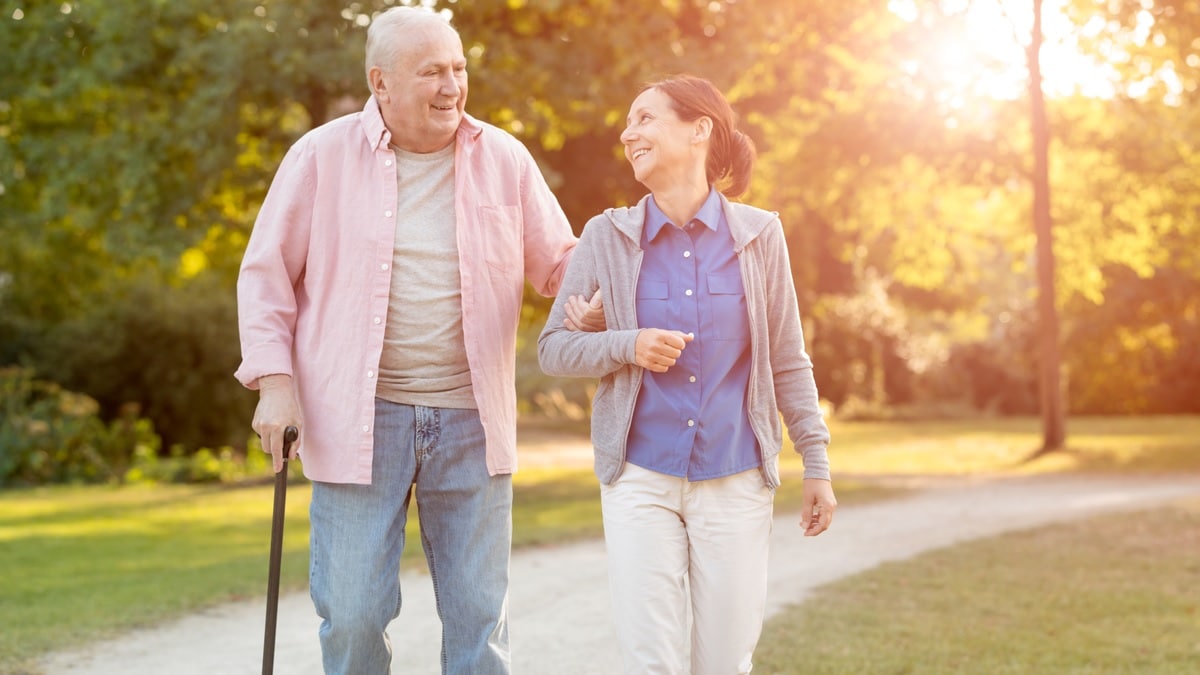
[37,472,1200,674]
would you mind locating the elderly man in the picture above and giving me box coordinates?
[235,7,578,673]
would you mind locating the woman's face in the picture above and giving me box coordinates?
[620,87,702,189]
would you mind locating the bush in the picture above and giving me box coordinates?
[32,269,256,454]
[123,434,292,484]
[0,367,160,485]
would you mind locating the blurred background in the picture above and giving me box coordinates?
[1,0,1197,485]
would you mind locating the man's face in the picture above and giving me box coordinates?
[373,23,468,153]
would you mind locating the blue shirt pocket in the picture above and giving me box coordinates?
[636,279,669,328]
[706,273,748,341]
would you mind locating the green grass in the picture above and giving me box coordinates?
[755,497,1200,674]
[780,415,1200,476]
[0,482,314,669]
[2,415,1198,671]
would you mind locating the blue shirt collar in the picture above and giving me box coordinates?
[645,186,723,242]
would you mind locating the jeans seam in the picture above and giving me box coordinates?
[422,524,446,671]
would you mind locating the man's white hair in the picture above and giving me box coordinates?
[364,6,458,89]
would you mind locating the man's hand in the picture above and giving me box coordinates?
[800,478,837,536]
[564,289,606,332]
[251,374,303,473]
[634,329,693,373]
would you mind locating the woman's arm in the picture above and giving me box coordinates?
[761,218,831,479]
[538,218,641,378]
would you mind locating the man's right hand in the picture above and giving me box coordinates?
[251,374,302,473]
[564,289,606,332]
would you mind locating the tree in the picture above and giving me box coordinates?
[1028,0,1066,452]
[4,0,1198,455]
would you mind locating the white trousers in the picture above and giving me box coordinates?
[601,463,774,675]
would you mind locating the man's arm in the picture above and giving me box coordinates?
[235,140,317,472]
[234,138,316,389]
[511,140,578,297]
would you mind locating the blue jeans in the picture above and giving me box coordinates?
[309,400,513,674]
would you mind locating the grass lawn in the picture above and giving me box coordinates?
[1,414,1197,671]
[805,414,1200,476]
[755,497,1200,674]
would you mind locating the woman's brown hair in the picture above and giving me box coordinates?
[641,74,756,198]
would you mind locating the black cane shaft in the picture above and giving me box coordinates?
[263,425,298,675]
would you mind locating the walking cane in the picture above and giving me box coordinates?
[263,425,299,675]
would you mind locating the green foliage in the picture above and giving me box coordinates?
[1063,267,1200,414]
[3,0,1199,461]
[0,0,365,327]
[29,269,256,454]
[0,361,282,486]
[123,435,285,485]
[0,367,158,485]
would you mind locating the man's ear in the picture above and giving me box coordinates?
[369,67,389,102]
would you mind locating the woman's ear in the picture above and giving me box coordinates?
[693,116,713,144]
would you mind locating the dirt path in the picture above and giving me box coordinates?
[35,471,1200,674]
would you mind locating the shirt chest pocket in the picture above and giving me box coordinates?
[474,205,522,276]
[635,279,669,328]
[707,273,748,341]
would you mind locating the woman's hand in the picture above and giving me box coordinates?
[634,329,693,373]
[800,478,837,536]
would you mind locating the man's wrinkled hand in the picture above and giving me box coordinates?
[251,374,303,473]
[564,289,606,332]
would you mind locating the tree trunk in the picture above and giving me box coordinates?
[1029,0,1066,452]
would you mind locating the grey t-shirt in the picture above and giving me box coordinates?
[376,141,476,409]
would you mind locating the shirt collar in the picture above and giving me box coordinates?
[645,186,722,242]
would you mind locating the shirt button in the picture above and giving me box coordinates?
[385,210,393,217]
[362,425,370,433]
[381,263,389,271]
[685,289,693,296]
[683,251,691,258]
[689,375,696,383]
[687,332,695,339]
[687,419,695,427]
[367,370,375,378]
[373,316,382,325]
[385,159,393,167]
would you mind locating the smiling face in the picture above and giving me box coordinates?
[370,21,467,153]
[620,87,710,192]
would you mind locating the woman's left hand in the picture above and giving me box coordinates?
[800,478,837,536]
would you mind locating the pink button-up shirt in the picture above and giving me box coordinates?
[235,97,576,484]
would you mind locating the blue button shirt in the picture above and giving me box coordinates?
[626,188,760,481]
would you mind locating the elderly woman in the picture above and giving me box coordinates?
[538,74,836,674]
